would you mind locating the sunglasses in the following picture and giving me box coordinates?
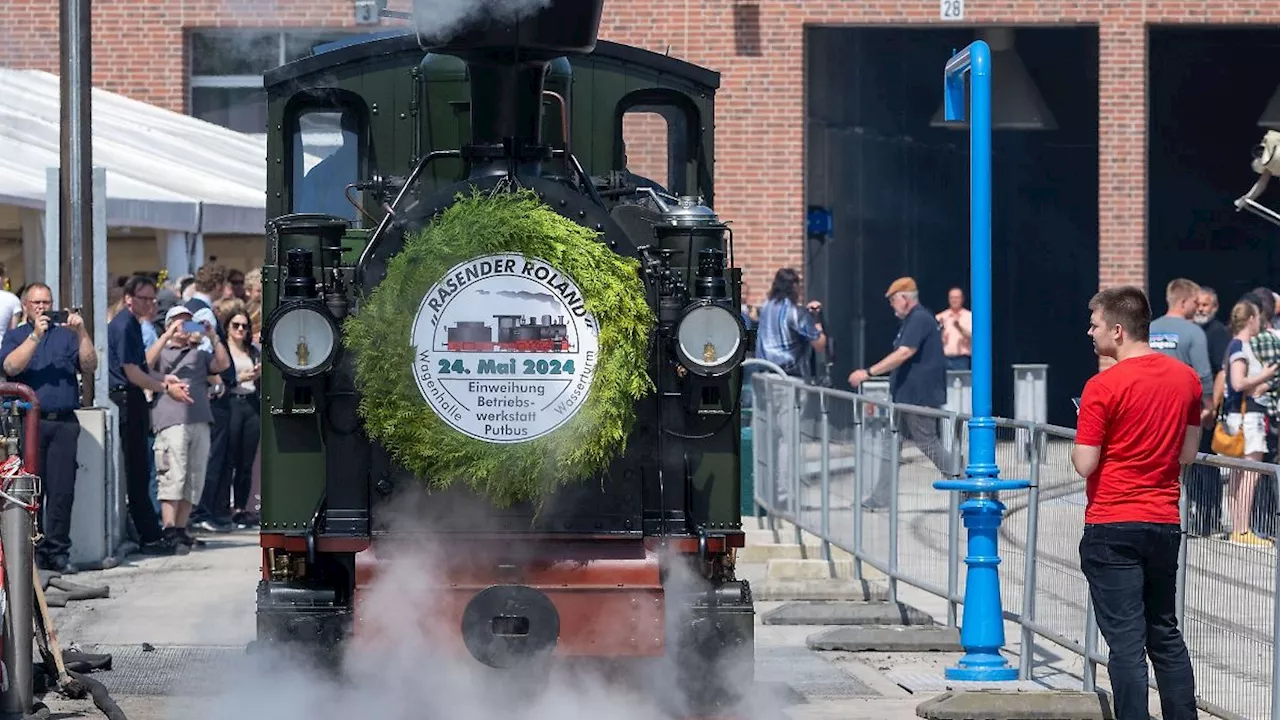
[230,322,249,330]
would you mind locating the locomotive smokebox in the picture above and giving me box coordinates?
[415,0,605,177]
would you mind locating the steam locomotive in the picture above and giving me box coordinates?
[252,0,753,714]
[446,316,573,353]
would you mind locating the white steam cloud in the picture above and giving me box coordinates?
[189,483,786,720]
[411,0,555,44]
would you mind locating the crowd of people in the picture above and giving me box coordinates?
[0,262,264,572]
[105,264,265,563]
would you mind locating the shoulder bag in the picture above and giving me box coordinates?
[1211,396,1247,457]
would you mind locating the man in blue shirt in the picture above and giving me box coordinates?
[848,277,955,510]
[0,283,98,572]
[107,275,191,556]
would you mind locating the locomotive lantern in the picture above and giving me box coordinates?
[253,0,753,715]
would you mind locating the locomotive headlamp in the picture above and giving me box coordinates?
[263,248,342,379]
[674,246,745,377]
[265,305,340,377]
[675,302,746,377]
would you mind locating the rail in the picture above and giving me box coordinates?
[751,372,1280,720]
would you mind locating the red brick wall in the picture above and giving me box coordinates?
[0,1,353,112]
[7,1,1280,304]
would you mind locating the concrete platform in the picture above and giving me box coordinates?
[762,600,934,626]
[807,625,963,652]
[754,578,890,601]
[915,689,1114,720]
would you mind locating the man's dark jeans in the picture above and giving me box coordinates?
[1079,522,1197,720]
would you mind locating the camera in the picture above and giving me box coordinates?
[45,309,69,325]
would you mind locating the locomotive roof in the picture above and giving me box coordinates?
[263,29,720,92]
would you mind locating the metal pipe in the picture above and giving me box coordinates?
[1017,427,1042,681]
[932,39,1028,682]
[0,384,40,474]
[355,149,462,285]
[1175,468,1190,626]
[946,417,962,628]
[819,391,831,572]
[0,473,37,716]
[60,0,94,406]
[1271,492,1280,720]
[542,90,572,179]
[852,398,864,581]
[887,409,900,605]
[791,385,802,546]
[1083,596,1098,692]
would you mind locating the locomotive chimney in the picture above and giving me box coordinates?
[416,0,604,179]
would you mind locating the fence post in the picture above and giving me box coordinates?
[931,39,1029,682]
[1175,465,1190,626]
[943,370,972,458]
[1017,425,1042,681]
[819,390,832,572]
[792,382,803,547]
[1083,596,1099,692]
[1012,363,1048,463]
[888,407,901,606]
[947,415,964,628]
[762,377,777,536]
[853,397,865,581]
[1271,476,1280,720]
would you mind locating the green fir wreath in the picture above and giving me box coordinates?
[343,188,655,507]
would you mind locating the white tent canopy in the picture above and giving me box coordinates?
[0,68,268,235]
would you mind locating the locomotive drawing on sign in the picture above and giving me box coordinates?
[445,314,573,353]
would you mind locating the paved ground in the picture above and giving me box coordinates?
[22,460,1248,720]
[28,528,943,720]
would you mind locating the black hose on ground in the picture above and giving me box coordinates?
[66,670,127,720]
[19,701,49,720]
[30,658,128,720]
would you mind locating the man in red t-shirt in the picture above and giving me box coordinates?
[1072,285,1200,720]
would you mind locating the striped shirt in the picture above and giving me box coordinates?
[755,297,821,377]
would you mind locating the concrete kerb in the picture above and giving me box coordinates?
[763,600,935,626]
[915,689,1115,720]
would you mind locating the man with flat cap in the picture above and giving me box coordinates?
[848,277,955,510]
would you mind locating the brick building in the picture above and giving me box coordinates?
[3,2,1279,416]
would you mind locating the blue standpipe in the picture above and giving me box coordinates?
[932,40,1030,683]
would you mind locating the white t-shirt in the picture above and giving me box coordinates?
[0,291,22,347]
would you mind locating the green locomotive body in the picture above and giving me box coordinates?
[253,1,754,712]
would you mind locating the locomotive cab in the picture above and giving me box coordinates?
[253,1,753,713]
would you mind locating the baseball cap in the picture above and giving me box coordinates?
[165,305,192,324]
[885,277,918,297]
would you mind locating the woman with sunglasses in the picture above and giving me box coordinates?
[226,311,261,528]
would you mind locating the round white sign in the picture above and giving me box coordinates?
[410,253,601,444]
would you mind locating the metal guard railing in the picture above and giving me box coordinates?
[749,371,1280,720]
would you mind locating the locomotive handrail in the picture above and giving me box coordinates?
[355,149,462,286]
